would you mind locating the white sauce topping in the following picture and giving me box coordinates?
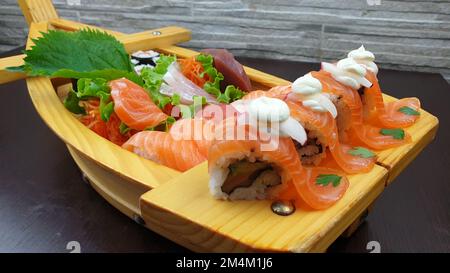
[248,96,290,123]
[321,58,372,89]
[292,73,322,96]
[348,45,378,75]
[245,97,307,145]
[290,73,338,118]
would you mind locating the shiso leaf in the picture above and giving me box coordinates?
[8,29,140,83]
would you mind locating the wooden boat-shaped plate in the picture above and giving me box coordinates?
[0,0,438,252]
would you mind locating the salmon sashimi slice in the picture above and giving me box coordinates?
[312,70,411,150]
[169,118,216,157]
[209,116,349,209]
[242,88,376,174]
[122,130,206,172]
[110,78,168,130]
[363,71,421,128]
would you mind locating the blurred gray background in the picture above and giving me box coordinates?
[1,0,449,81]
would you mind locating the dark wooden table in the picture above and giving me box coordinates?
[0,47,449,253]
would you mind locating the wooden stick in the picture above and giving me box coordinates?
[0,55,25,85]
[1,0,58,84]
[18,0,58,26]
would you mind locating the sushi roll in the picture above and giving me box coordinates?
[313,64,412,150]
[130,50,160,66]
[208,116,306,201]
[242,85,375,174]
[208,116,349,210]
[347,46,420,129]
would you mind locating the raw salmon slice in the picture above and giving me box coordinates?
[110,78,168,130]
[122,130,206,172]
[363,71,421,128]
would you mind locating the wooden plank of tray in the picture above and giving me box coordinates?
[377,94,439,184]
[140,163,388,253]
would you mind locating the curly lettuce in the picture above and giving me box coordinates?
[196,54,245,103]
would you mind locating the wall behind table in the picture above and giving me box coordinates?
[1,0,449,82]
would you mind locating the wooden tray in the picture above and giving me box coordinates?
[0,0,438,252]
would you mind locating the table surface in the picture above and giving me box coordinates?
[0,47,449,253]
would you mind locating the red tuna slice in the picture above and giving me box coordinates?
[201,48,252,92]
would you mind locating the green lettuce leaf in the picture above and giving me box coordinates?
[64,90,85,115]
[178,96,207,119]
[196,54,245,103]
[76,78,114,122]
[119,122,131,135]
[141,55,176,109]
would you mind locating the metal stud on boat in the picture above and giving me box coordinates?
[271,200,295,216]
[152,31,162,36]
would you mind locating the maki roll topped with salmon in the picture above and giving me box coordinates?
[207,98,349,210]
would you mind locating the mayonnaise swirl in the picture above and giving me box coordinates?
[291,73,338,118]
[292,73,322,96]
[245,97,307,145]
[249,96,290,122]
[322,58,372,89]
[348,45,378,75]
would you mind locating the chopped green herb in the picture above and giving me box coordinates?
[398,106,420,116]
[348,147,376,158]
[63,90,85,115]
[380,128,405,140]
[316,174,342,187]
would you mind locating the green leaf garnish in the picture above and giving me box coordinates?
[178,95,207,119]
[75,78,114,122]
[100,101,114,122]
[398,106,420,116]
[141,55,177,109]
[348,147,376,158]
[380,128,405,140]
[63,90,85,115]
[196,54,246,103]
[8,29,138,82]
[171,93,181,106]
[316,174,342,187]
[119,122,131,135]
[144,116,176,132]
